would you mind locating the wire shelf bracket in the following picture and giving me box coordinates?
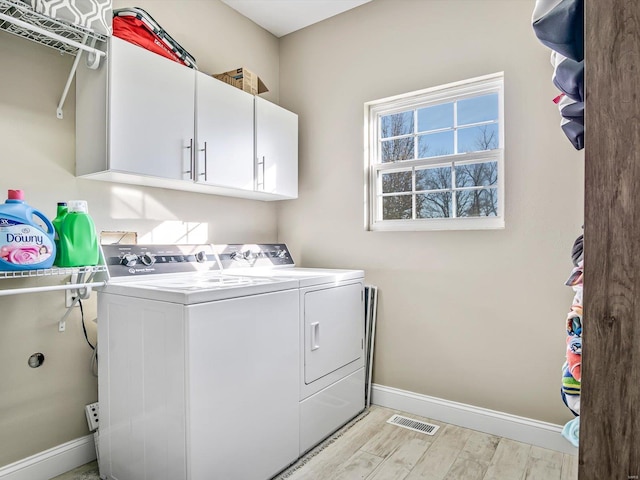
[0,264,109,333]
[0,0,108,118]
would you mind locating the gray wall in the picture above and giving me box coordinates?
[0,0,279,467]
[278,0,584,425]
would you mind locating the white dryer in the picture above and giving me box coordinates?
[217,244,366,454]
[97,244,301,480]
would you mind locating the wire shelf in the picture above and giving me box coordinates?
[0,265,107,279]
[0,0,107,56]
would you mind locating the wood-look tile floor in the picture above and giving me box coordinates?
[50,460,99,480]
[52,405,578,480]
[278,405,577,480]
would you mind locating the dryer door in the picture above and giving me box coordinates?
[304,282,363,384]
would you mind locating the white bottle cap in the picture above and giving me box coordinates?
[67,200,89,214]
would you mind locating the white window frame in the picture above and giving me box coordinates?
[364,72,505,231]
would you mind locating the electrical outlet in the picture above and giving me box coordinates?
[85,402,99,431]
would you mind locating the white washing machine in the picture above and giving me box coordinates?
[97,244,301,480]
[217,244,366,454]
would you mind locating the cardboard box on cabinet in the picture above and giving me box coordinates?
[213,67,269,95]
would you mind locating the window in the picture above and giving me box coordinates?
[365,73,504,231]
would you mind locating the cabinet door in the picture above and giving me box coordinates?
[195,73,255,190]
[255,96,298,198]
[108,37,195,181]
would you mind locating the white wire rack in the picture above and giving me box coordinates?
[0,265,108,296]
[0,264,109,331]
[0,0,108,118]
[0,265,105,279]
[0,0,107,56]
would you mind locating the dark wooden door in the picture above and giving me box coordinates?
[580,1,640,478]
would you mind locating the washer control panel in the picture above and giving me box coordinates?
[217,244,294,269]
[103,244,219,277]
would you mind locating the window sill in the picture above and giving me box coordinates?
[369,216,505,232]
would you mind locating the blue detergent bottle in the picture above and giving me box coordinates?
[0,189,56,270]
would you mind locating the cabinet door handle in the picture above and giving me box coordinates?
[199,142,208,181]
[191,138,196,181]
[185,138,194,179]
[257,156,265,190]
[310,322,320,351]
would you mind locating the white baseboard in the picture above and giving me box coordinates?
[371,384,577,455]
[0,434,97,480]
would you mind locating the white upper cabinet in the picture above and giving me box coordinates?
[255,96,299,199]
[195,72,255,191]
[109,38,195,180]
[76,37,298,201]
[77,37,195,182]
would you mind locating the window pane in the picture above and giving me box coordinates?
[418,103,453,132]
[416,166,452,191]
[381,111,414,138]
[455,162,497,187]
[382,195,412,220]
[457,124,499,153]
[416,192,452,218]
[381,137,414,162]
[418,131,454,158]
[456,188,498,217]
[382,171,412,193]
[457,93,498,125]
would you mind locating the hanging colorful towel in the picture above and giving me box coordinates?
[562,417,580,447]
[565,261,583,287]
[570,284,583,316]
[561,362,580,415]
[571,234,583,266]
[566,310,582,337]
[566,335,582,381]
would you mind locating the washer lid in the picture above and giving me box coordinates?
[101,272,299,304]
[216,244,364,286]
[224,267,364,287]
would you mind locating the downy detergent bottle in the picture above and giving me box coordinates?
[0,189,56,270]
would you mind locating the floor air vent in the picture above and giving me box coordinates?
[387,414,440,435]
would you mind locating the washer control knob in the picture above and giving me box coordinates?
[120,253,138,267]
[276,249,287,258]
[139,253,156,266]
[195,251,207,263]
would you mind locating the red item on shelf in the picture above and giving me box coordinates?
[113,15,188,66]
